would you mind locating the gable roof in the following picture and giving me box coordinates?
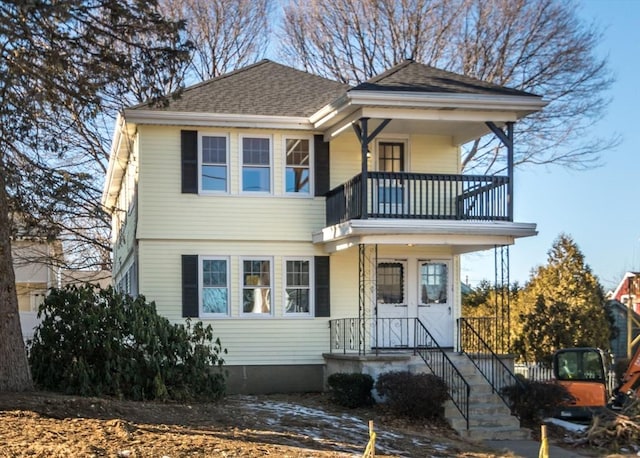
[351,60,537,97]
[131,60,350,118]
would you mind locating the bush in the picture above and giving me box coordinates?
[28,285,227,401]
[501,378,573,422]
[327,373,374,408]
[375,371,448,419]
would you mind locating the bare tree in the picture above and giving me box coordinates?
[0,0,189,391]
[279,0,617,173]
[160,0,272,81]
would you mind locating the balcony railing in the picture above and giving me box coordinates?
[325,172,510,226]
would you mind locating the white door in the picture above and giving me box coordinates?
[417,261,454,347]
[374,260,410,348]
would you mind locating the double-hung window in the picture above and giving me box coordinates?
[242,136,271,193]
[201,135,228,192]
[284,259,311,315]
[201,257,229,316]
[242,258,272,315]
[285,138,311,195]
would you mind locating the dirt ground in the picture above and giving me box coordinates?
[0,390,619,458]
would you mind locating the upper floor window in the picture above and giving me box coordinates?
[201,257,229,316]
[242,258,272,315]
[285,259,311,314]
[201,135,228,192]
[242,136,271,193]
[285,138,310,194]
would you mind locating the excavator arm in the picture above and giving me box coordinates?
[617,345,640,397]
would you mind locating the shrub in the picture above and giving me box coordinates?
[375,371,448,419]
[501,378,573,422]
[28,285,227,401]
[327,373,374,408]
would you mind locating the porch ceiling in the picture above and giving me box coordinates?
[312,219,537,254]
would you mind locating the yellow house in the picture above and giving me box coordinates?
[102,60,545,436]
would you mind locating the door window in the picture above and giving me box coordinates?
[377,262,405,305]
[419,262,448,305]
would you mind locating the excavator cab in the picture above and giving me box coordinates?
[553,347,610,419]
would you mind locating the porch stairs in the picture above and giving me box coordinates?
[411,352,530,441]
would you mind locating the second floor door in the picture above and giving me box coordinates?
[375,141,406,216]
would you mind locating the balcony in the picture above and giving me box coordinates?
[325,171,511,226]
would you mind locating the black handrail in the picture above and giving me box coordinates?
[327,317,470,429]
[415,319,470,429]
[458,317,524,415]
[325,172,510,225]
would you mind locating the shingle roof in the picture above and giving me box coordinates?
[351,60,537,97]
[131,59,350,117]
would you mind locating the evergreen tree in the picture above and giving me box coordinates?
[513,234,612,363]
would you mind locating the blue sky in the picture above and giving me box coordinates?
[462,0,640,291]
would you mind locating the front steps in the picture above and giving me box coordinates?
[410,353,530,441]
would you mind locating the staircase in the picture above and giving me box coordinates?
[438,353,529,440]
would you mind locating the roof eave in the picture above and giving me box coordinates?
[123,109,313,130]
[101,113,127,211]
[347,90,548,114]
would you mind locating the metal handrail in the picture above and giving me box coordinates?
[414,319,470,429]
[458,317,524,415]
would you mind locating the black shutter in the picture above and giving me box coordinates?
[314,256,330,317]
[182,255,199,317]
[181,130,198,194]
[314,135,330,196]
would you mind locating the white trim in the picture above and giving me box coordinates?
[102,113,128,209]
[282,135,314,197]
[282,257,314,317]
[123,109,313,130]
[417,259,451,306]
[199,256,231,318]
[240,134,273,195]
[198,132,230,194]
[347,91,547,111]
[240,256,274,317]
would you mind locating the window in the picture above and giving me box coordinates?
[201,135,228,192]
[242,136,271,192]
[419,262,448,304]
[242,259,271,314]
[285,259,311,314]
[378,142,405,172]
[285,138,310,194]
[201,257,229,315]
[377,262,405,305]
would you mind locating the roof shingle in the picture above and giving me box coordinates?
[351,60,537,97]
[131,60,350,117]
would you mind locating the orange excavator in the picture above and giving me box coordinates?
[552,346,640,419]
[612,344,640,407]
[552,347,611,420]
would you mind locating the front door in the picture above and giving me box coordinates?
[417,261,453,347]
[375,142,406,216]
[374,260,409,348]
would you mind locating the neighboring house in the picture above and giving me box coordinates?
[102,59,545,396]
[610,272,640,314]
[13,237,111,341]
[608,300,640,362]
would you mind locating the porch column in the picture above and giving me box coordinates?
[353,117,391,221]
[356,117,369,219]
[486,121,514,221]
